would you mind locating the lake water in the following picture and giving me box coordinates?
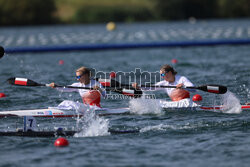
[0,19,250,167]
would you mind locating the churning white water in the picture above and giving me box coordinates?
[129,95,163,115]
[60,100,110,137]
[220,91,242,114]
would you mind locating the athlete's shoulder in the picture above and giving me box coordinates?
[178,75,194,86]
[181,75,192,81]
[90,79,103,87]
[155,80,168,86]
[70,82,81,86]
[90,79,100,84]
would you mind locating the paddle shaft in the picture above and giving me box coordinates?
[8,77,226,94]
[24,81,133,93]
[96,79,227,94]
[7,77,143,97]
[47,83,142,97]
[42,83,92,90]
[138,84,227,94]
[140,85,199,89]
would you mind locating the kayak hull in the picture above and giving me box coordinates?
[1,100,249,117]
[0,129,140,137]
[0,107,130,118]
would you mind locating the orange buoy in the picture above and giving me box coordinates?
[54,137,69,147]
[192,94,203,102]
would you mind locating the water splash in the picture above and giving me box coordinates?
[220,91,242,114]
[129,96,163,115]
[67,101,110,137]
[56,100,110,137]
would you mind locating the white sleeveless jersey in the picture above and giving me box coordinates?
[155,75,194,96]
[56,79,106,97]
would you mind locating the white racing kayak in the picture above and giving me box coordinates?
[0,108,130,118]
[162,104,250,112]
[160,99,250,112]
[0,100,130,118]
[1,99,250,118]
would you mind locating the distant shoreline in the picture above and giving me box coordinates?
[0,0,250,26]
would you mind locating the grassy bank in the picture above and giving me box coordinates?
[54,0,154,23]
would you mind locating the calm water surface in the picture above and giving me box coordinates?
[0,20,250,167]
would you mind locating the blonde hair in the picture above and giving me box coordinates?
[76,66,91,76]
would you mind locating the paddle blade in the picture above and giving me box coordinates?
[7,77,42,86]
[197,85,227,94]
[121,88,143,98]
[98,78,121,87]
[109,88,142,98]
[0,46,4,59]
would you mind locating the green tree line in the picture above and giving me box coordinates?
[0,0,250,26]
[0,0,57,25]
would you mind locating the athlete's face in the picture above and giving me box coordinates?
[160,70,172,81]
[76,71,90,84]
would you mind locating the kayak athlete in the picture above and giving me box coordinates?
[49,66,106,107]
[133,64,195,101]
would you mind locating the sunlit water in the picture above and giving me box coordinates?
[0,20,250,167]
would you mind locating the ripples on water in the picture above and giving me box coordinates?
[0,20,250,167]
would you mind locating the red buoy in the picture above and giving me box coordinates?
[54,137,69,147]
[192,94,202,102]
[0,93,6,98]
[110,72,116,78]
[171,59,178,64]
[59,60,64,65]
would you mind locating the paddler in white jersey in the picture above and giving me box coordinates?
[49,66,106,108]
[133,64,194,101]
